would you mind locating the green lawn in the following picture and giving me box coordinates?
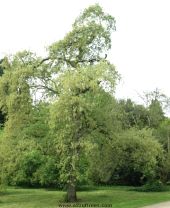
[0,186,170,208]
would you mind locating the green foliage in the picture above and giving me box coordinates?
[0,52,37,141]
[138,180,166,192]
[0,132,60,188]
[12,150,60,188]
[13,149,43,186]
[119,96,166,130]
[89,128,163,186]
[117,129,163,179]
[49,4,116,70]
[0,101,60,187]
[119,99,149,129]
[148,100,165,128]
[159,152,170,183]
[0,59,5,126]
[155,119,170,151]
[49,62,118,186]
[0,53,61,187]
[35,157,60,187]
[140,88,170,111]
[0,59,4,77]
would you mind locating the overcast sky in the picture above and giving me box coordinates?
[1,0,170,103]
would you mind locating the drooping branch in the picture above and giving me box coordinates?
[33,57,50,70]
[30,83,58,95]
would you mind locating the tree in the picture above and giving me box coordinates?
[156,119,170,152]
[88,128,163,186]
[139,88,170,109]
[138,89,169,128]
[0,52,37,187]
[119,99,149,129]
[50,62,118,201]
[0,99,60,188]
[148,99,165,128]
[0,4,116,202]
[0,52,36,139]
[0,59,5,126]
[0,59,4,76]
[46,4,116,202]
[115,128,163,185]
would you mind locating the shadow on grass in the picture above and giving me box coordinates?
[45,185,100,192]
[77,185,99,192]
[129,185,170,192]
[77,184,129,192]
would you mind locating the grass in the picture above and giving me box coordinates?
[0,186,170,208]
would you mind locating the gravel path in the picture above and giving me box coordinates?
[142,201,170,208]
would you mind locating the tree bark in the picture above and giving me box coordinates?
[67,177,77,202]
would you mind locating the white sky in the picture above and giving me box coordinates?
[1,0,170,103]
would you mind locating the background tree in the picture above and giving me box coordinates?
[0,59,5,126]
[156,119,170,152]
[148,99,165,128]
[88,128,163,186]
[138,89,169,128]
[119,99,149,129]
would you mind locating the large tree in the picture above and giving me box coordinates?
[0,4,117,202]
[49,62,118,201]
[35,4,116,202]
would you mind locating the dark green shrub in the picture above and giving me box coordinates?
[139,180,167,192]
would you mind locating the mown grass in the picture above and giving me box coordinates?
[0,186,170,208]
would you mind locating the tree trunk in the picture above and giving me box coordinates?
[67,178,77,202]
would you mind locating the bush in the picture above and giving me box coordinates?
[138,180,167,192]
[88,128,164,186]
